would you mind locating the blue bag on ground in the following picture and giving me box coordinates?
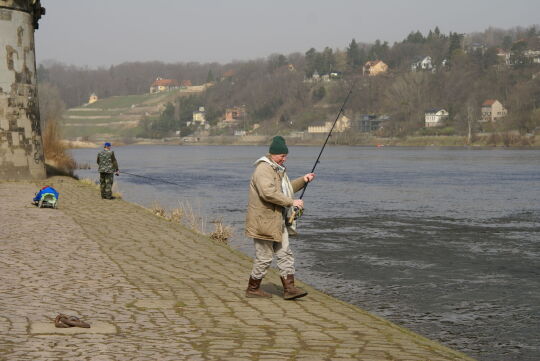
[33,186,59,208]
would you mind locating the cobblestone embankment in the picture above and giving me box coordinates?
[0,177,476,361]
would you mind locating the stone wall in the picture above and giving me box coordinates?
[0,0,46,179]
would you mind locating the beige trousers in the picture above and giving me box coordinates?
[251,228,295,279]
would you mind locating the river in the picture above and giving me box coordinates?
[72,145,540,361]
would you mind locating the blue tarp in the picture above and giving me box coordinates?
[33,186,59,202]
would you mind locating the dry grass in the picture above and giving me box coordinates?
[209,218,233,244]
[151,202,167,217]
[148,200,231,244]
[42,119,77,175]
[179,201,205,234]
[170,207,184,223]
[78,177,122,199]
[79,178,97,187]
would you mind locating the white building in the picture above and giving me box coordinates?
[308,115,351,133]
[192,106,206,125]
[424,109,449,127]
[411,56,433,72]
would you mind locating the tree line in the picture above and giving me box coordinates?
[39,24,540,140]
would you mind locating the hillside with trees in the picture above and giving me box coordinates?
[39,25,540,146]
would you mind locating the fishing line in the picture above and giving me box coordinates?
[120,171,184,187]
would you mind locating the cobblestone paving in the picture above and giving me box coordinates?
[0,178,476,361]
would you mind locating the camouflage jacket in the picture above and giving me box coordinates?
[97,150,119,173]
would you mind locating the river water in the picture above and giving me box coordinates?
[72,145,540,361]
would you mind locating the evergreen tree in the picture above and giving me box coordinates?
[368,40,389,61]
[157,102,177,133]
[321,47,336,74]
[502,35,513,50]
[448,32,464,64]
[206,69,214,83]
[448,32,463,53]
[267,54,288,72]
[305,48,318,77]
[406,31,425,43]
[346,39,362,69]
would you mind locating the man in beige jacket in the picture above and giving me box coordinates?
[245,136,315,300]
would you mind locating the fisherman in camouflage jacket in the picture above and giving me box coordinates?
[97,142,119,199]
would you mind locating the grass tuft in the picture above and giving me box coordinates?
[209,218,233,244]
[151,202,167,217]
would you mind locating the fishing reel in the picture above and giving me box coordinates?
[287,206,304,226]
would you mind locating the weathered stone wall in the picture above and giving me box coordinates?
[0,0,46,179]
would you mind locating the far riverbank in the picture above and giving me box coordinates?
[64,133,539,149]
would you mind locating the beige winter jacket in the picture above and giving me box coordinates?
[245,155,306,242]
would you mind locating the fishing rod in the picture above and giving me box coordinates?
[289,77,357,224]
[120,171,184,187]
[300,77,357,199]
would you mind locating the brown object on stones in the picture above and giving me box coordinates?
[280,274,308,300]
[245,276,272,298]
[54,314,70,328]
[54,314,91,328]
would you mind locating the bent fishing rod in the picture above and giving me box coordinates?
[289,77,357,223]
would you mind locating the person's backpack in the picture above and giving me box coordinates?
[33,186,59,208]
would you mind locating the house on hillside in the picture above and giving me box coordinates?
[88,93,98,104]
[424,109,449,127]
[524,49,540,64]
[150,77,179,93]
[481,99,507,122]
[351,114,387,133]
[411,56,433,72]
[224,105,247,124]
[181,80,192,87]
[496,49,511,66]
[304,70,343,83]
[469,42,487,54]
[363,60,388,76]
[192,106,206,125]
[307,115,351,134]
[330,71,342,79]
[220,70,235,81]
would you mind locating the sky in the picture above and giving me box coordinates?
[35,0,540,68]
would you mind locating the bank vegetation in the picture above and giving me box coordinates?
[38,24,540,147]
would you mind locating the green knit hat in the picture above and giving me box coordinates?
[269,136,288,154]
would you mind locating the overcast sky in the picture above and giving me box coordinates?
[35,0,539,68]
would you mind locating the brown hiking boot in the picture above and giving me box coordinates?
[245,276,272,298]
[280,274,307,300]
[54,314,91,328]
